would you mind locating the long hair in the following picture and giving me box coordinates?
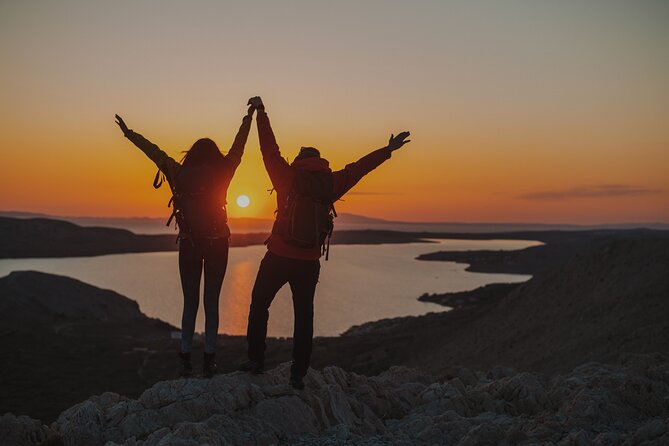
[180,138,224,168]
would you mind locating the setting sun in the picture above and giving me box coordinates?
[236,195,250,208]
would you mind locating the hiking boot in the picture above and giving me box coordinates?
[203,352,217,378]
[289,374,305,390]
[238,360,264,375]
[179,352,193,378]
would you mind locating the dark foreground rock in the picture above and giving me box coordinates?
[3,355,669,446]
[0,271,178,423]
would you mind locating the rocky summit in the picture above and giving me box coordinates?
[3,353,669,446]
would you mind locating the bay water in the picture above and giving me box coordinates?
[0,239,538,337]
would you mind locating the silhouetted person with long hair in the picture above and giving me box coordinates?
[240,96,410,388]
[115,104,256,377]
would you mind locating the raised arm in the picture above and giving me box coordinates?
[248,97,293,189]
[115,114,180,182]
[333,131,410,199]
[224,106,254,172]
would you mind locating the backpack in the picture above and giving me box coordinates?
[154,166,230,241]
[273,169,337,259]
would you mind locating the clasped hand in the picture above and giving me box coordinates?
[247,96,264,110]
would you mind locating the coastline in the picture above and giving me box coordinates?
[2,223,668,427]
[4,215,659,260]
[0,216,435,259]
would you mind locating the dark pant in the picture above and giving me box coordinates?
[179,237,229,354]
[247,251,320,377]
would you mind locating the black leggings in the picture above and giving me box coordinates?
[178,237,229,354]
[247,251,320,377]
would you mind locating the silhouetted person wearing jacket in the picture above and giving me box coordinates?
[240,96,410,388]
[115,104,256,377]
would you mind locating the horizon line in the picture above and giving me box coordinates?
[2,209,668,228]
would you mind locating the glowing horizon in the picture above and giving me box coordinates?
[1,1,668,224]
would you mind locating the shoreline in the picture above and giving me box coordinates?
[1,216,439,259]
[7,215,666,260]
[2,228,669,424]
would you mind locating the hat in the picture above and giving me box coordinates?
[294,146,320,162]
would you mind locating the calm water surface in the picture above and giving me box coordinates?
[0,239,539,337]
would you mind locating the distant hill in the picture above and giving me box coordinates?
[0,216,177,258]
[0,211,273,234]
[0,216,430,258]
[3,210,668,234]
[4,214,667,260]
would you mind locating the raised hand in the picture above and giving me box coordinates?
[115,114,129,135]
[247,96,264,110]
[388,131,411,151]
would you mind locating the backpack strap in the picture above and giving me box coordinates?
[153,169,165,189]
[164,196,176,227]
[323,225,333,261]
[166,208,177,228]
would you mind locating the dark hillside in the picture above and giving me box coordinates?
[343,234,669,375]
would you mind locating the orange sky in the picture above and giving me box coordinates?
[1,1,668,224]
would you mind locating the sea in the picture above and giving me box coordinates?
[0,239,539,337]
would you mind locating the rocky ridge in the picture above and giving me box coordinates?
[3,354,669,446]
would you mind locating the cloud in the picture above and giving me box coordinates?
[347,191,404,196]
[518,184,662,201]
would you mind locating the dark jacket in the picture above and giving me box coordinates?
[257,109,392,260]
[125,114,252,238]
